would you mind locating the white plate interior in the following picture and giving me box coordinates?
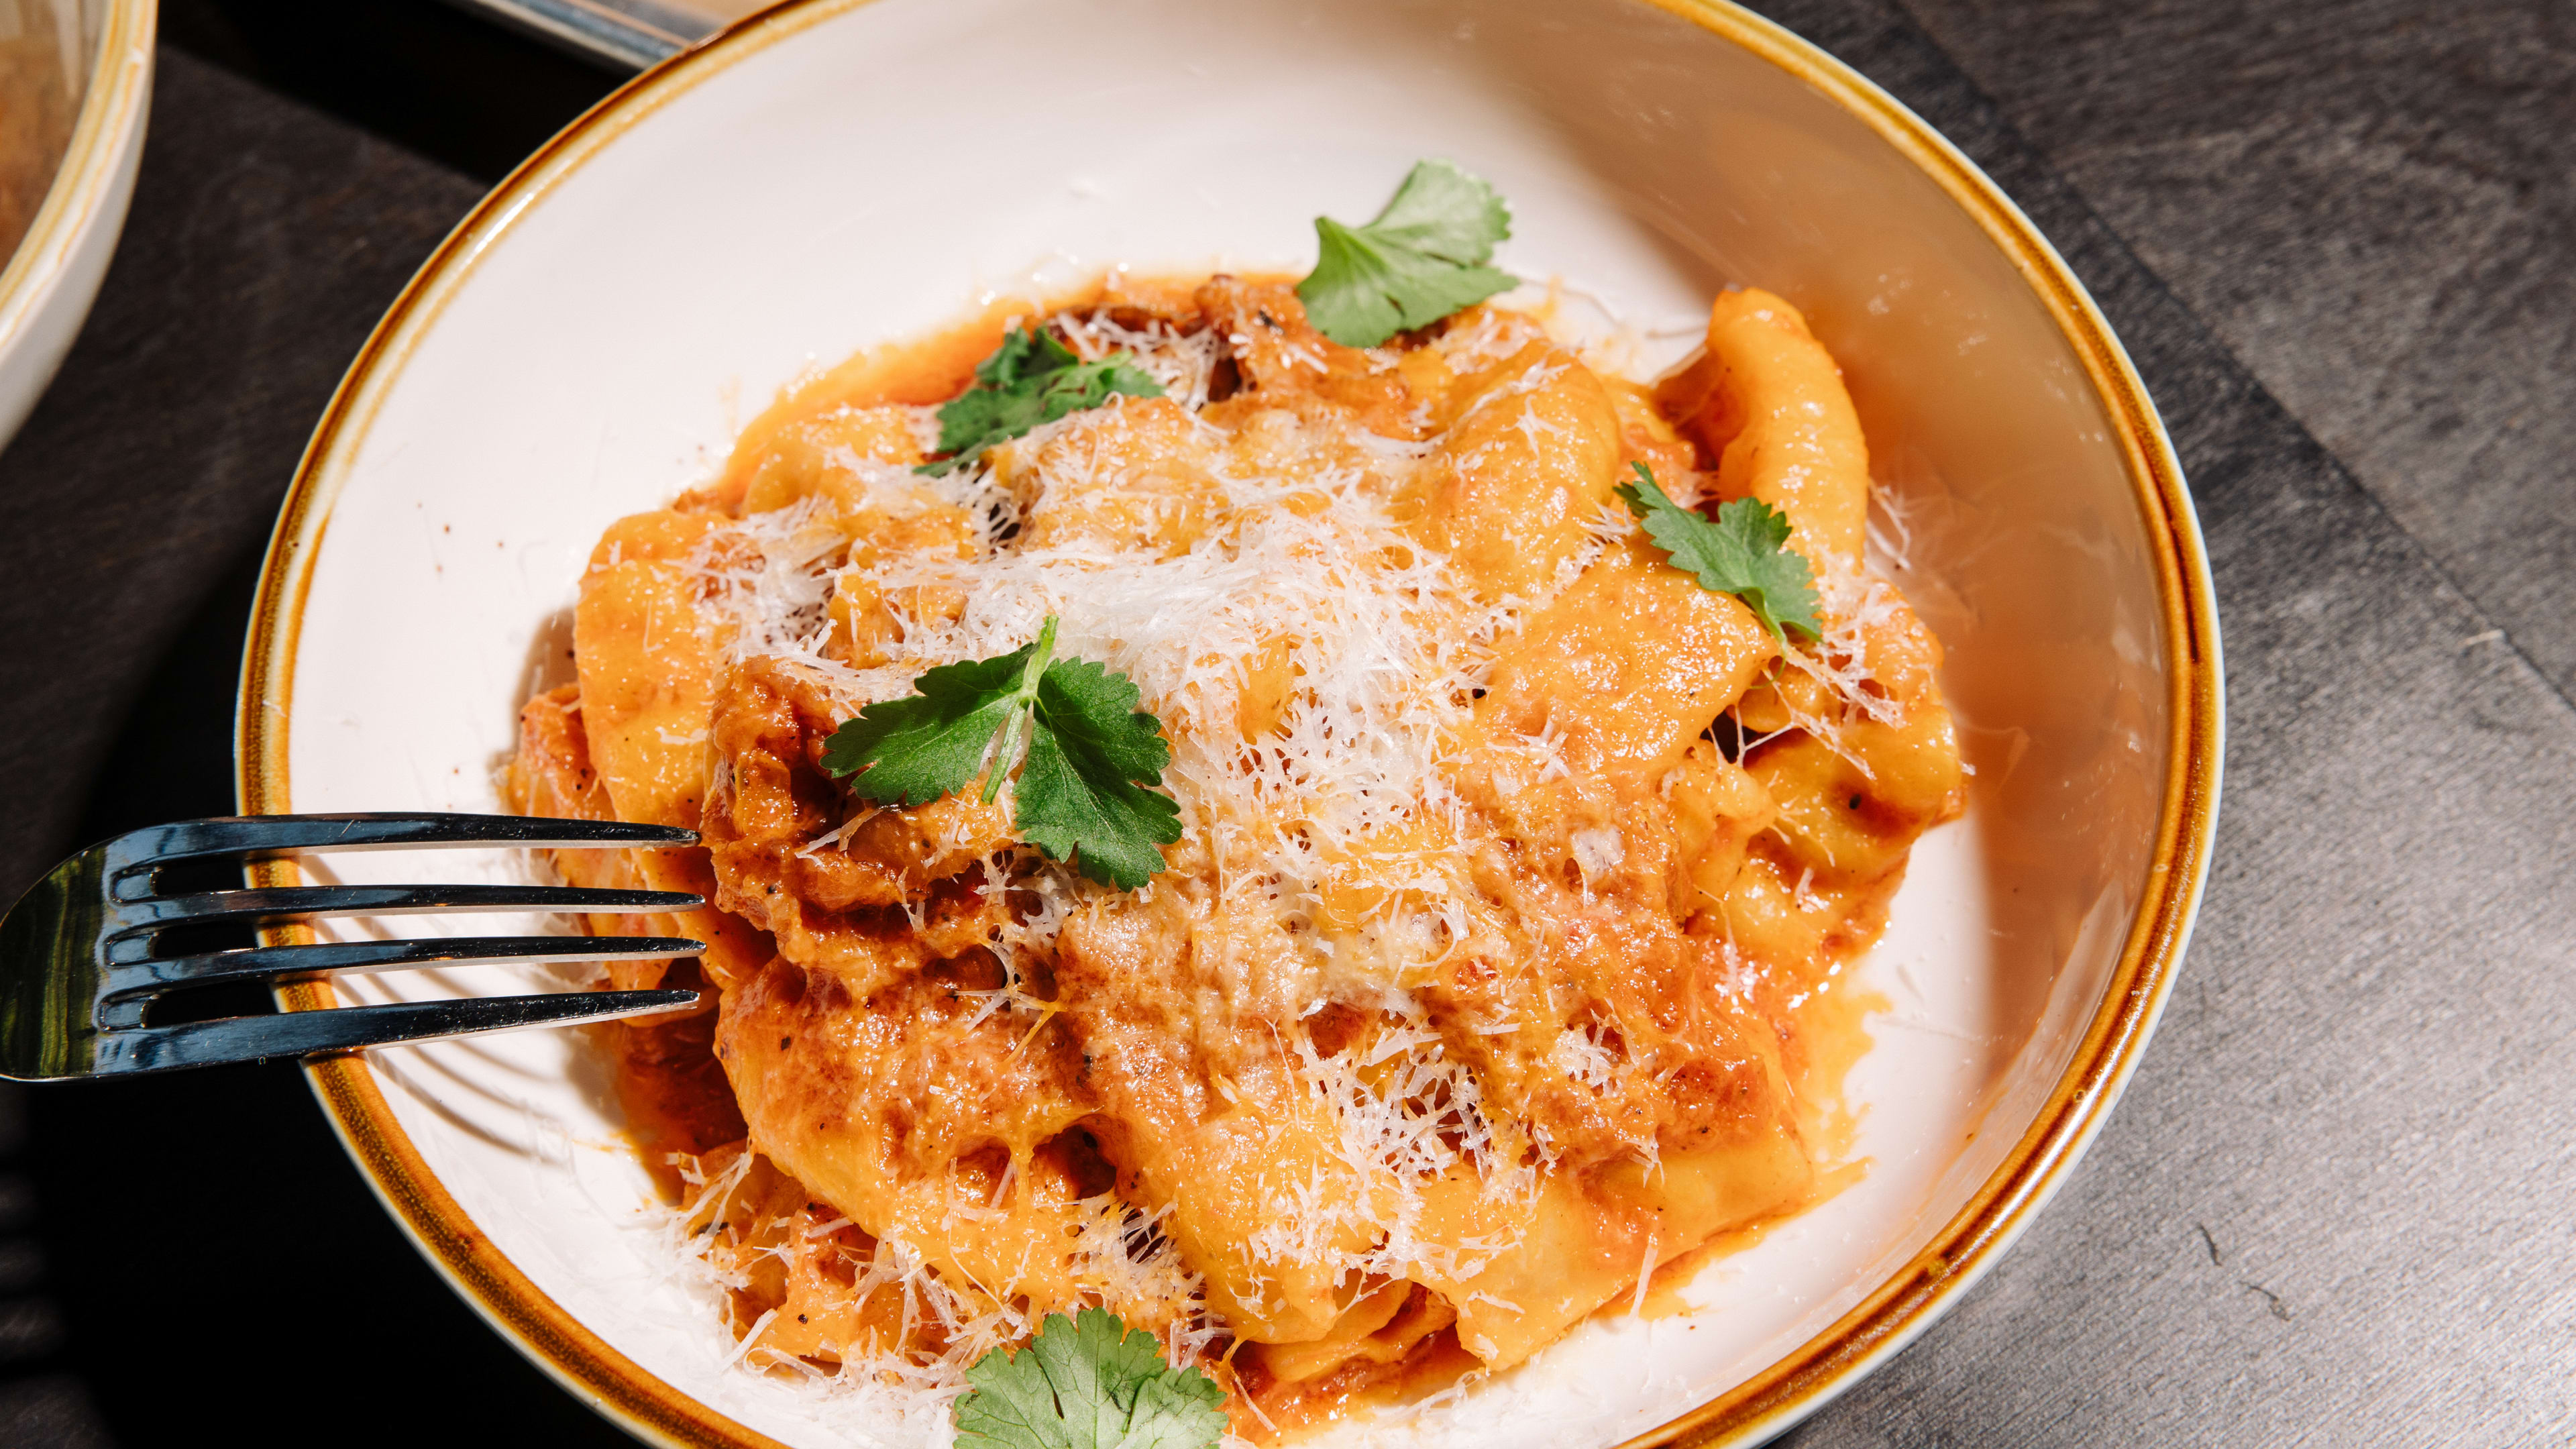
[272,1,2174,1444]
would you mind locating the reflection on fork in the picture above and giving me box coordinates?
[0,814,707,1081]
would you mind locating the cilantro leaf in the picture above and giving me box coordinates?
[920,325,1166,476]
[1018,658,1184,891]
[953,1307,1228,1449]
[816,642,1043,806]
[1296,159,1515,347]
[819,616,1183,890]
[1615,462,1822,642]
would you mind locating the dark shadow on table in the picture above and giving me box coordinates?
[3,543,635,1447]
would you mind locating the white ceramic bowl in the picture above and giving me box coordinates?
[0,0,151,451]
[238,2,2222,1445]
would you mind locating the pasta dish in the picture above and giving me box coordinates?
[505,259,1963,1438]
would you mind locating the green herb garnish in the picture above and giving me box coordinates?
[918,325,1165,476]
[820,615,1182,890]
[1295,159,1515,348]
[952,1307,1228,1449]
[1615,462,1821,643]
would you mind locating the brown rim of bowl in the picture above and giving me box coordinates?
[0,0,156,345]
[233,1,2224,1445]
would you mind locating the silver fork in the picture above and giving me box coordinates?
[0,813,711,1082]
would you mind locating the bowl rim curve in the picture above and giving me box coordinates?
[233,1,2226,1445]
[0,0,156,363]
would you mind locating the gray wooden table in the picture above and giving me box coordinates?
[0,2,2567,1443]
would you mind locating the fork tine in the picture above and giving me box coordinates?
[109,814,698,872]
[89,989,703,1075]
[99,935,706,1004]
[113,885,704,935]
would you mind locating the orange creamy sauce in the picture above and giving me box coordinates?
[505,272,1964,1438]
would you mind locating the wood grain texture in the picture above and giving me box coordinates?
[1748,1,2576,1444]
[1891,0,2576,702]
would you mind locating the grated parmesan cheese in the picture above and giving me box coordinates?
[602,282,1947,1434]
